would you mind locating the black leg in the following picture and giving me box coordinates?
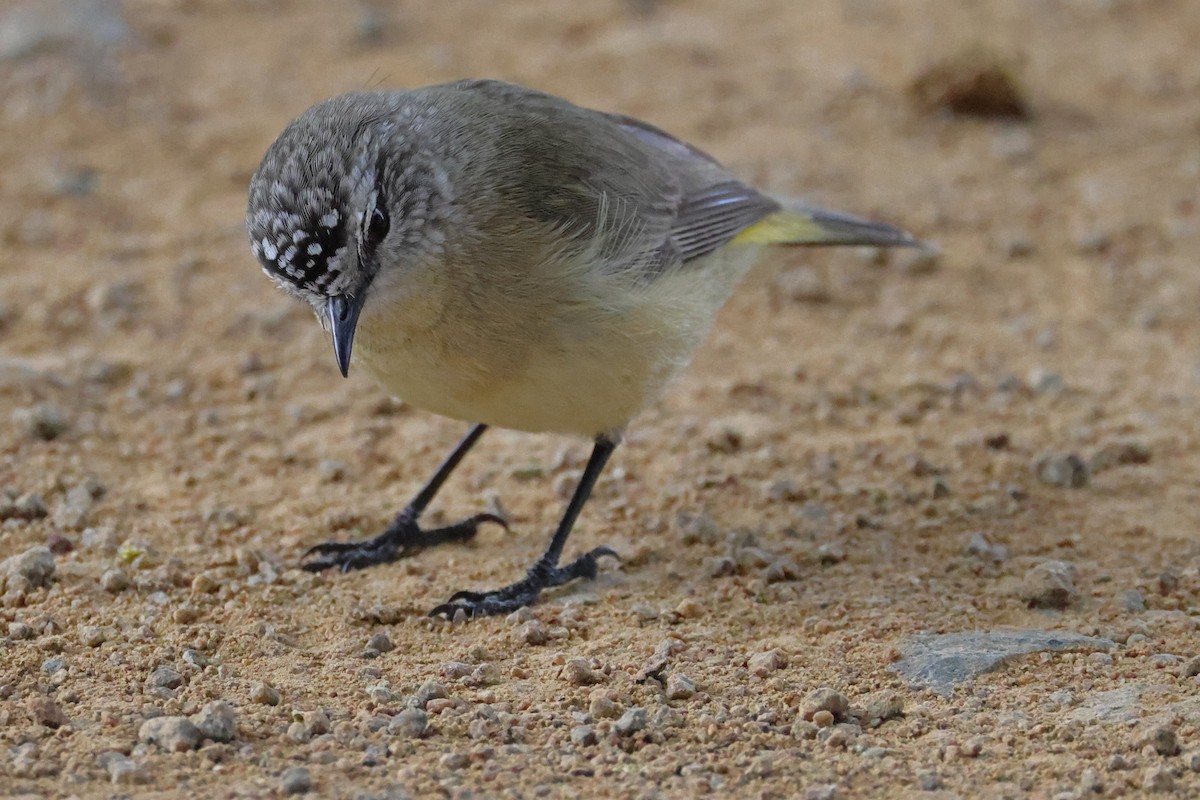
[302,423,506,573]
[430,435,621,619]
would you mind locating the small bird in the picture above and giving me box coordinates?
[247,79,921,618]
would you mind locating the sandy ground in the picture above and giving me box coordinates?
[3,0,1200,797]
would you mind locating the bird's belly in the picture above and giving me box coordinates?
[355,324,670,437]
[354,248,759,437]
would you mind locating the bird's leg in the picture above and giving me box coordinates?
[430,435,620,618]
[302,423,506,573]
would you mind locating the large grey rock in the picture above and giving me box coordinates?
[891,629,1112,695]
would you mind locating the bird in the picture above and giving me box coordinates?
[246,78,922,618]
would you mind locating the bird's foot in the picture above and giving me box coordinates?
[429,546,619,619]
[301,512,507,573]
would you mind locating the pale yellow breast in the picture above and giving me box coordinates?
[353,244,762,437]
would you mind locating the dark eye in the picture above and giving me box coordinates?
[366,206,390,247]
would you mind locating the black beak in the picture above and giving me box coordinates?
[327,293,364,378]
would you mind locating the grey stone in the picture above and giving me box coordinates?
[2,547,55,589]
[1035,453,1089,488]
[891,629,1113,694]
[148,665,183,690]
[614,707,648,736]
[1021,560,1079,609]
[570,724,597,746]
[191,701,237,742]
[1067,684,1171,725]
[388,707,427,738]
[138,716,202,752]
[280,766,313,795]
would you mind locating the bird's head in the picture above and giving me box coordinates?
[246,92,449,376]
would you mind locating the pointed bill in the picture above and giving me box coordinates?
[328,294,364,378]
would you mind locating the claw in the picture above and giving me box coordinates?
[298,510,497,573]
[427,545,621,619]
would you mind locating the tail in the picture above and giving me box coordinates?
[732,205,927,249]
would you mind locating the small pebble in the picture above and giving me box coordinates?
[3,546,55,588]
[21,403,69,441]
[104,753,149,785]
[79,625,108,647]
[589,692,621,719]
[191,701,237,742]
[614,707,648,736]
[800,687,850,722]
[706,556,737,577]
[138,716,202,752]
[45,532,73,555]
[1108,754,1134,771]
[100,569,130,593]
[864,692,904,726]
[516,619,549,645]
[440,751,470,770]
[1035,454,1089,488]
[665,673,696,700]
[674,512,719,545]
[1118,589,1146,612]
[388,707,427,738]
[1078,767,1103,794]
[317,460,347,483]
[1142,765,1174,792]
[366,632,394,653]
[27,696,68,728]
[13,493,49,520]
[748,649,787,676]
[563,658,603,686]
[409,679,447,709]
[917,772,943,791]
[279,766,313,795]
[675,597,704,619]
[1178,654,1200,679]
[148,666,184,690]
[570,724,598,746]
[812,710,835,728]
[191,572,220,594]
[250,682,281,706]
[1021,560,1079,609]
[805,785,838,800]
[53,484,95,530]
[1138,725,1180,756]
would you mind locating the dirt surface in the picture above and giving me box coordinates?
[3,0,1200,797]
